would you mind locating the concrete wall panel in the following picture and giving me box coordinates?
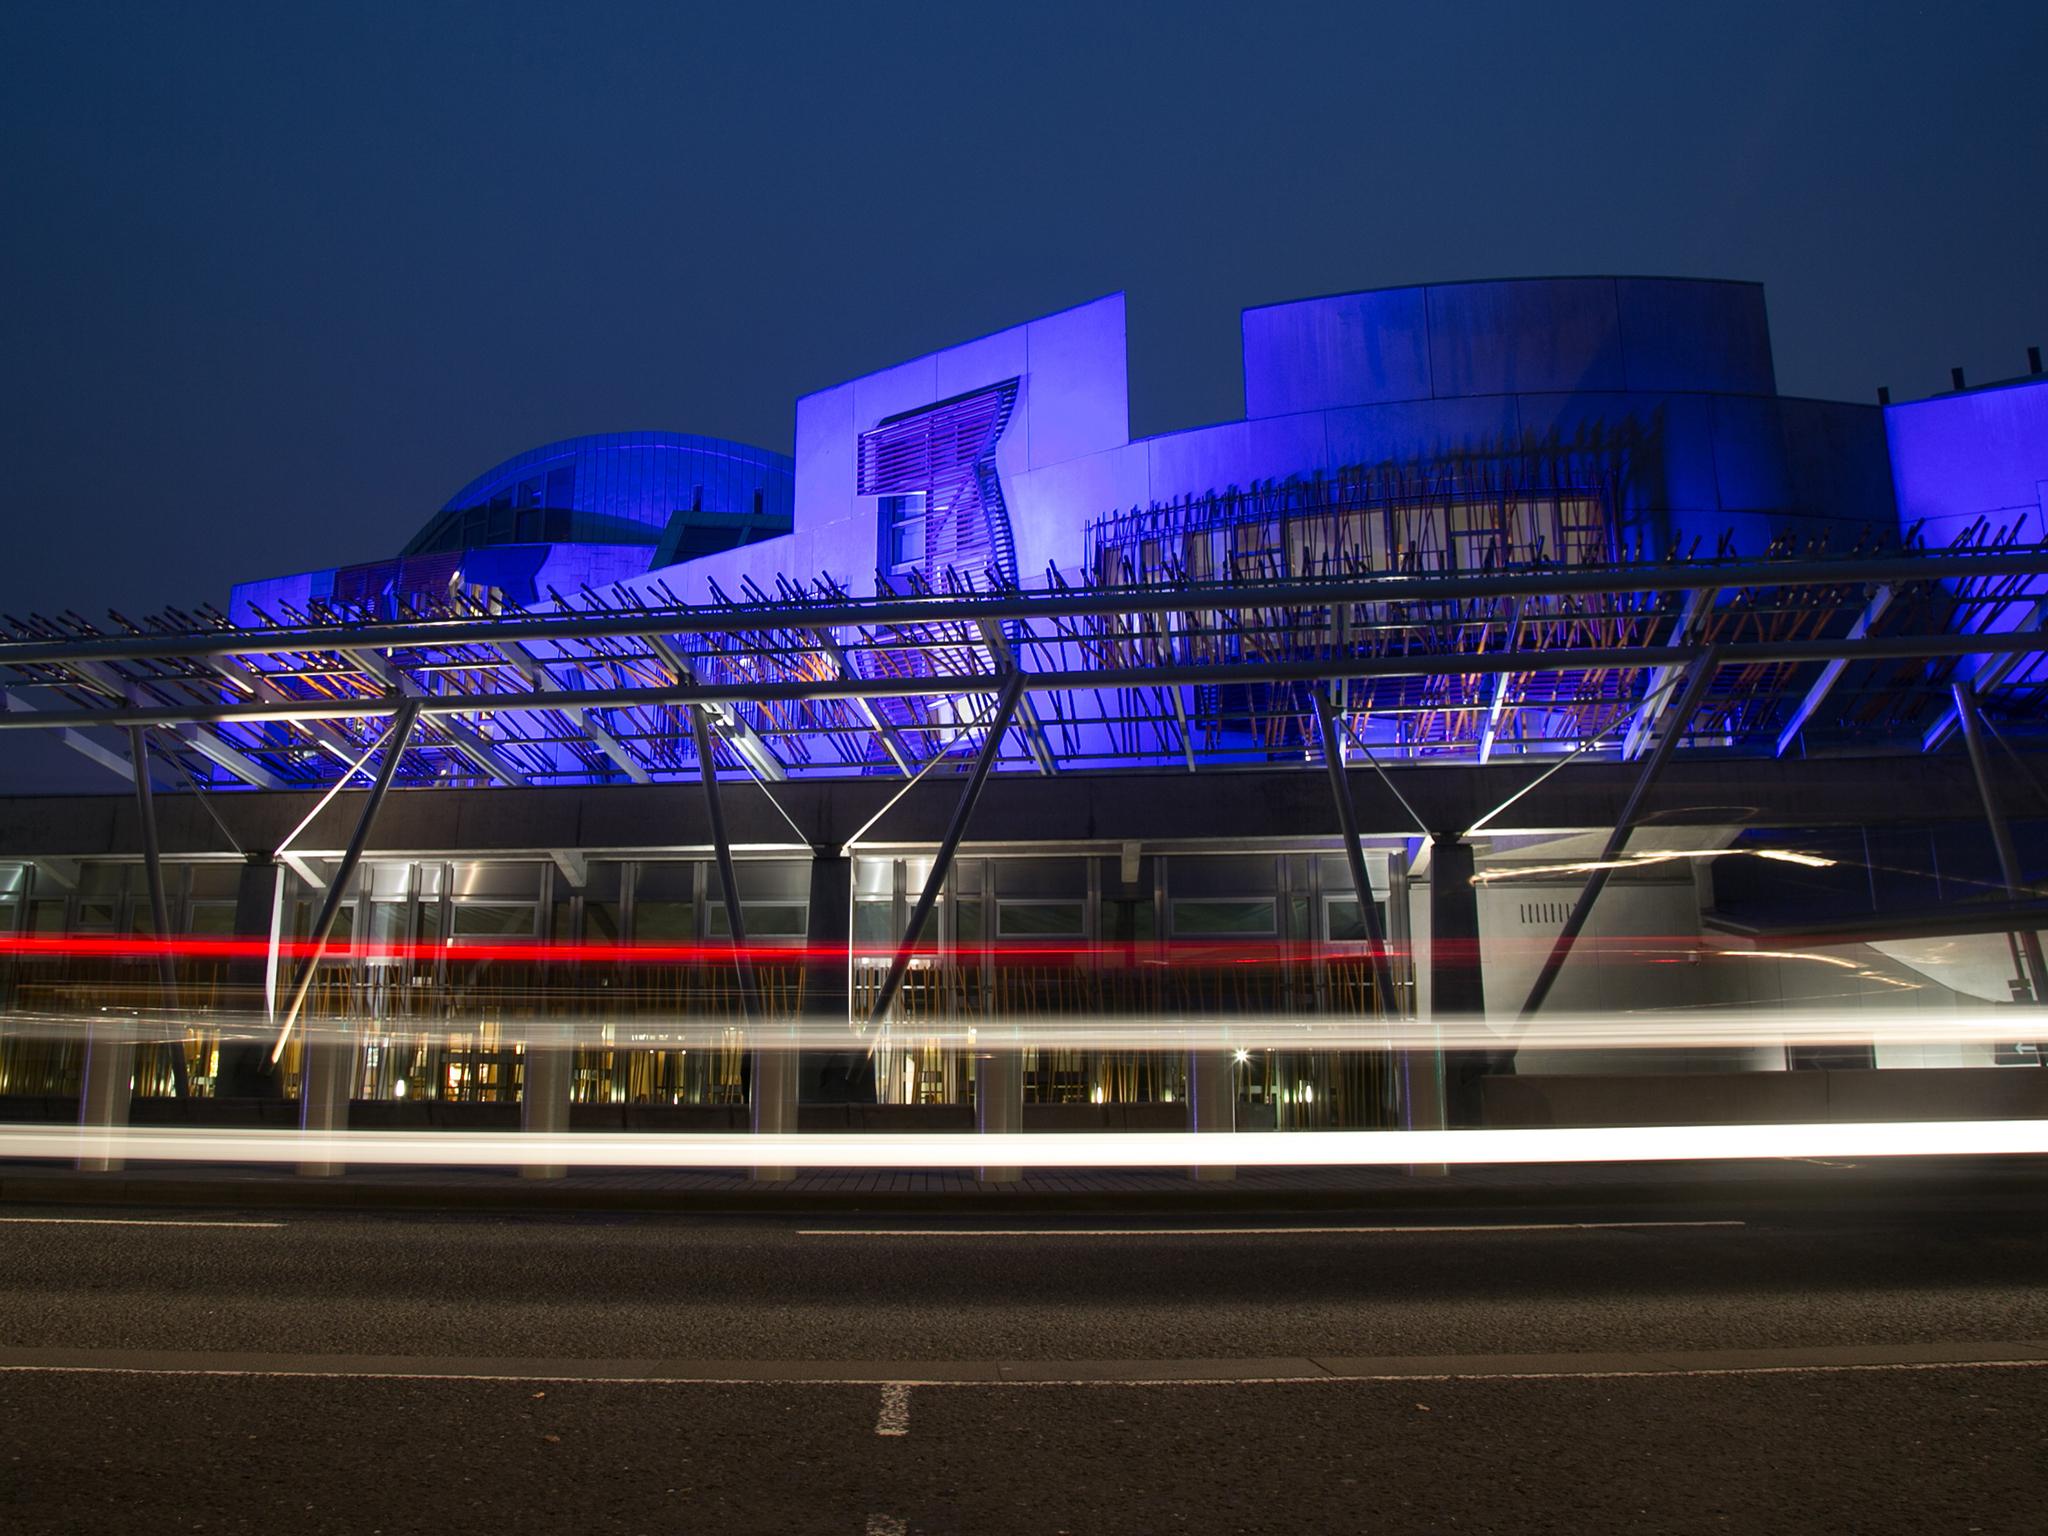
[1024,295,1130,469]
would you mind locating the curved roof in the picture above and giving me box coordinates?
[404,431,794,556]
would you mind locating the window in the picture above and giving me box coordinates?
[996,901,1086,939]
[450,903,537,940]
[1170,898,1277,937]
[1325,897,1389,942]
[881,494,926,572]
[858,380,1020,584]
[188,903,237,936]
[707,902,809,939]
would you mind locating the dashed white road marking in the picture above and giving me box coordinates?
[801,1221,1745,1238]
[865,1516,906,1535]
[875,1383,911,1436]
[0,1216,284,1229]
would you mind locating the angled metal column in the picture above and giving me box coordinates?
[1952,681,2048,1003]
[1425,835,1483,1138]
[272,701,420,1064]
[1312,696,1425,1164]
[693,704,760,1018]
[692,703,791,1177]
[866,671,1025,1029]
[128,726,188,1098]
[1312,696,1399,1014]
[282,703,420,1175]
[1775,585,1893,756]
[1518,650,1720,1021]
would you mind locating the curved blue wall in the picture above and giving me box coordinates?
[405,431,794,555]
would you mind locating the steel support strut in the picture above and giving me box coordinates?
[691,704,761,1019]
[127,726,188,1098]
[1952,681,2048,1002]
[1517,650,1720,1022]
[865,671,1025,1029]
[270,701,420,1063]
[1313,696,1398,1016]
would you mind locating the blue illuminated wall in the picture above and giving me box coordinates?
[1886,375,2048,548]
[621,278,1901,619]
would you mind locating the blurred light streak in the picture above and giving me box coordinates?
[0,1005,2032,1052]
[16,1120,2048,1170]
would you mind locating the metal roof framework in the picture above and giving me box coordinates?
[4,539,2048,795]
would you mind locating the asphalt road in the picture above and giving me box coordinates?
[3,1198,2046,1533]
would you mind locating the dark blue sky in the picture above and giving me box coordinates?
[3,0,2043,619]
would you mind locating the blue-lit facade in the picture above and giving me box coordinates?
[215,276,2044,781]
[6,274,2048,1124]
[230,431,794,626]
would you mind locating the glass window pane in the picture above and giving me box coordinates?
[188,903,237,936]
[707,903,809,938]
[583,902,620,943]
[1170,898,1276,936]
[997,901,1086,938]
[853,901,895,946]
[451,903,536,939]
[634,901,693,942]
[955,900,985,943]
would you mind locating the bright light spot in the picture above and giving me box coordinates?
[393,1079,407,1098]
[1300,1083,1315,1104]
[1233,1048,1251,1065]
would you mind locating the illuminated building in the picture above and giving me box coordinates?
[2,280,2045,1164]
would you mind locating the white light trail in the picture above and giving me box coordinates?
[5,1003,2031,1053]
[12,1119,2048,1170]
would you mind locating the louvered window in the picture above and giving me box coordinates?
[857,379,1020,585]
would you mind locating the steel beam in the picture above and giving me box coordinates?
[691,704,759,1019]
[1313,695,1399,1017]
[16,550,2048,670]
[270,702,421,1062]
[1775,585,1894,757]
[494,639,650,784]
[172,722,288,789]
[1,688,137,781]
[1477,599,1523,764]
[62,658,285,789]
[977,620,1057,774]
[1517,650,1722,1021]
[1952,681,2048,1002]
[128,726,188,1098]
[344,648,529,787]
[865,671,1025,1028]
[1623,587,1709,762]
[646,635,788,782]
[811,627,914,775]
[1922,594,2048,752]
[12,628,2048,737]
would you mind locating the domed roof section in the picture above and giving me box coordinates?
[403,431,794,557]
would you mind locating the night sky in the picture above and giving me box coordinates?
[3,0,2043,622]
